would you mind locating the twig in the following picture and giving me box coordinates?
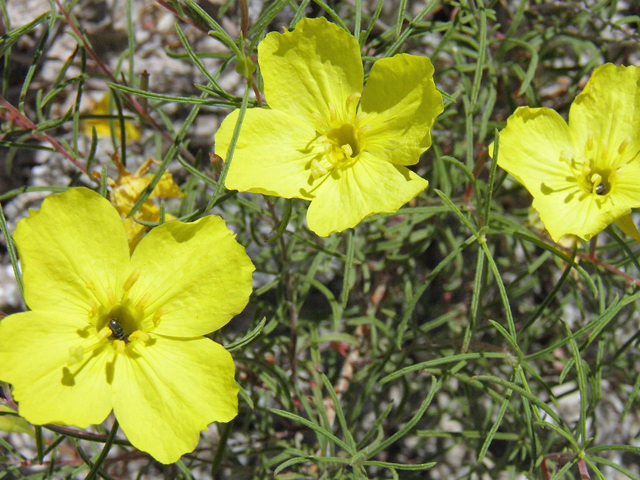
[53,0,196,164]
[577,252,640,287]
[0,95,92,177]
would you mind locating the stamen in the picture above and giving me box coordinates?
[600,138,609,160]
[559,151,573,166]
[97,325,112,339]
[310,159,329,179]
[67,346,85,366]
[355,112,369,124]
[123,269,141,291]
[106,288,117,306]
[312,113,328,133]
[135,292,153,311]
[113,340,126,353]
[618,136,632,155]
[345,93,361,116]
[585,131,594,154]
[129,330,150,342]
[152,310,164,328]
[87,304,99,319]
[342,144,353,157]
[328,103,338,122]
[590,173,603,195]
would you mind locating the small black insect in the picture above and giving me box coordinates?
[108,319,129,342]
[595,184,606,195]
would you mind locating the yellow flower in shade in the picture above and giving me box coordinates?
[82,93,141,142]
[106,157,185,250]
[0,188,254,464]
[491,64,640,242]
[215,17,443,236]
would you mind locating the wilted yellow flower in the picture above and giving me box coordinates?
[0,188,254,463]
[215,17,443,236]
[82,92,141,142]
[491,64,640,242]
[107,158,184,250]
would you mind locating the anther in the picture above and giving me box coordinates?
[106,288,117,306]
[310,159,329,179]
[590,173,604,195]
[312,113,328,133]
[559,151,573,166]
[618,136,632,155]
[97,325,112,339]
[135,292,153,312]
[67,346,85,366]
[152,310,163,328]
[123,269,141,291]
[346,93,361,114]
[113,339,126,353]
[328,103,338,122]
[129,331,150,342]
[585,131,594,153]
[600,138,609,159]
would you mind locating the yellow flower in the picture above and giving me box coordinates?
[491,64,640,242]
[106,157,185,251]
[215,17,443,236]
[0,188,255,464]
[82,93,141,142]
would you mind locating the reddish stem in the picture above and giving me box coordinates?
[576,251,640,287]
[0,96,91,177]
[54,0,196,163]
[155,0,209,35]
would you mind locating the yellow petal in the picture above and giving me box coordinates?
[490,107,575,198]
[82,93,141,142]
[360,54,443,165]
[14,188,130,315]
[614,214,640,242]
[0,311,113,427]
[604,138,640,211]
[569,64,640,170]
[217,108,320,199]
[127,215,254,337]
[148,172,184,199]
[306,153,428,236]
[258,17,363,124]
[532,187,631,241]
[113,336,238,464]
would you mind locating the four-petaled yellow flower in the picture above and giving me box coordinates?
[0,188,255,464]
[491,64,640,242]
[215,17,444,236]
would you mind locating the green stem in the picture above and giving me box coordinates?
[211,420,233,476]
[84,419,119,480]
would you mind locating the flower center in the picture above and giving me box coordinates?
[310,94,368,180]
[95,302,153,353]
[557,132,633,199]
[583,169,613,196]
[326,123,360,164]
